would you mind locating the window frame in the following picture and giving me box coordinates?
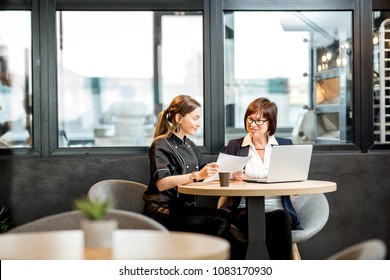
[0,0,384,157]
[218,0,365,153]
[52,0,210,157]
[0,1,40,157]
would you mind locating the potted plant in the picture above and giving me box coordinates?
[74,197,117,249]
[0,206,13,233]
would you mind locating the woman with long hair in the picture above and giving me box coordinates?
[143,95,231,238]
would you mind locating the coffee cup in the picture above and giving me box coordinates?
[219,171,230,187]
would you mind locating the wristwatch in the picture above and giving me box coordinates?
[190,171,197,182]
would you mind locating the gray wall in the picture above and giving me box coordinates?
[1,151,389,259]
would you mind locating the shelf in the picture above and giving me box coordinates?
[315,104,340,113]
[373,18,390,143]
[315,68,343,80]
[312,64,348,143]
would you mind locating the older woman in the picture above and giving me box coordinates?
[219,97,301,260]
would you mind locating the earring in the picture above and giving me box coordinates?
[175,124,181,133]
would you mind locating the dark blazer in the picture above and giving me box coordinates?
[225,136,301,230]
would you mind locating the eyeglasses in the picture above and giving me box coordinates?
[246,118,268,126]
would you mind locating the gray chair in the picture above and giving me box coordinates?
[87,179,147,214]
[291,193,330,260]
[326,239,387,260]
[7,209,168,233]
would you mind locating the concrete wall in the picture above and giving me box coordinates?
[1,151,389,259]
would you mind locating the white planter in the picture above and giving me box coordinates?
[80,219,118,248]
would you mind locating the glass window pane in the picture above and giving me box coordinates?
[373,11,390,143]
[161,13,204,146]
[0,11,32,148]
[57,11,204,148]
[224,11,353,145]
[57,12,153,147]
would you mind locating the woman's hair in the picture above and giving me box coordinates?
[244,97,278,136]
[154,95,201,139]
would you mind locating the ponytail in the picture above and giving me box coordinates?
[154,110,171,139]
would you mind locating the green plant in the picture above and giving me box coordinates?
[0,206,12,233]
[74,197,112,220]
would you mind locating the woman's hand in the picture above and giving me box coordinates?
[156,162,219,191]
[231,169,247,181]
[198,162,219,180]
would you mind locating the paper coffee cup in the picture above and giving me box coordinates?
[219,171,230,187]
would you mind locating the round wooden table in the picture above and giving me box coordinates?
[178,180,337,259]
[0,230,230,260]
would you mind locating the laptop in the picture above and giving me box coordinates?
[244,144,313,183]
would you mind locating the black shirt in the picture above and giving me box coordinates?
[144,133,204,208]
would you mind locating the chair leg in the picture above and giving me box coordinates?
[292,243,301,260]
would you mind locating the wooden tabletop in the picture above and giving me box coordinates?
[0,230,230,260]
[178,180,337,196]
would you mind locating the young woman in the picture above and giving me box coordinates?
[143,95,231,238]
[219,97,301,260]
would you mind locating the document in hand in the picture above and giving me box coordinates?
[203,153,252,182]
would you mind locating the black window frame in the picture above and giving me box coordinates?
[1,0,387,158]
[219,0,366,153]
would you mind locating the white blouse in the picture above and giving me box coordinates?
[239,134,284,213]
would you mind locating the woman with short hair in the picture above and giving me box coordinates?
[219,97,301,260]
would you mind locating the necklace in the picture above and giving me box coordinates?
[252,137,267,151]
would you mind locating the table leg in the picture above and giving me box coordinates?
[245,196,269,260]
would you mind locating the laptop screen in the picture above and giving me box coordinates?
[245,144,313,183]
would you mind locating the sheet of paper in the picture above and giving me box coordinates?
[203,153,252,182]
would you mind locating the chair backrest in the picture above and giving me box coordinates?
[291,193,330,243]
[327,239,387,260]
[87,179,147,214]
[7,209,168,233]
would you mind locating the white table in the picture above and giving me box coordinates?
[0,230,230,260]
[178,180,337,259]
